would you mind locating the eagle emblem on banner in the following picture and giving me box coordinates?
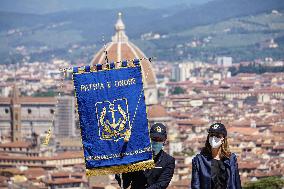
[96,98,131,141]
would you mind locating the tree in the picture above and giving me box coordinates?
[171,86,186,95]
[243,177,284,189]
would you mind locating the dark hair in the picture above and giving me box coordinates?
[201,134,231,159]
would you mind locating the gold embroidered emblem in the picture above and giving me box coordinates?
[96,98,131,142]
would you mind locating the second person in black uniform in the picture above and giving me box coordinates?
[116,123,175,189]
[191,123,241,189]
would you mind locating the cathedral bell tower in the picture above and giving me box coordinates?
[10,84,22,142]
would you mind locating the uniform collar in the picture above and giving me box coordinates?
[202,152,231,166]
[154,150,164,163]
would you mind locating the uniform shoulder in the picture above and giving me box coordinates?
[193,153,204,159]
[229,153,238,162]
[162,151,175,162]
[195,153,203,158]
[192,153,204,163]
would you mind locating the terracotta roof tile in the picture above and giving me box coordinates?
[272,126,284,133]
[177,119,208,126]
[238,162,260,169]
[23,168,46,179]
[0,97,56,105]
[44,178,86,185]
[227,126,259,136]
[20,97,56,105]
[0,141,32,148]
[0,151,84,161]
[147,104,168,118]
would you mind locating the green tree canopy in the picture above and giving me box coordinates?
[244,177,284,189]
[171,86,186,95]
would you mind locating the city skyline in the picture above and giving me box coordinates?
[0,5,284,189]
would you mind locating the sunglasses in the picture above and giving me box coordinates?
[209,133,223,138]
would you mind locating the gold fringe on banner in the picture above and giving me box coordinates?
[86,159,155,176]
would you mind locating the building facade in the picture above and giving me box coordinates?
[55,96,76,137]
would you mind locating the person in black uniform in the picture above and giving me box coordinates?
[116,123,175,189]
[191,123,241,189]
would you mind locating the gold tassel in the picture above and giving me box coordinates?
[86,159,155,176]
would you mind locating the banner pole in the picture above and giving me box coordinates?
[59,57,156,73]
[121,173,123,189]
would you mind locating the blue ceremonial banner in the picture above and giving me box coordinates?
[72,61,155,176]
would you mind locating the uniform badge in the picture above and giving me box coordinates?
[212,124,219,129]
[156,126,162,133]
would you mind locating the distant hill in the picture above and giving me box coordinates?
[0,7,172,39]
[0,0,211,14]
[148,11,284,61]
[0,12,48,31]
[141,0,284,35]
[1,0,283,37]
[0,0,284,63]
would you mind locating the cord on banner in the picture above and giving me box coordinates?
[43,69,66,145]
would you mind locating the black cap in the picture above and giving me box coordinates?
[208,123,227,137]
[150,123,167,141]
